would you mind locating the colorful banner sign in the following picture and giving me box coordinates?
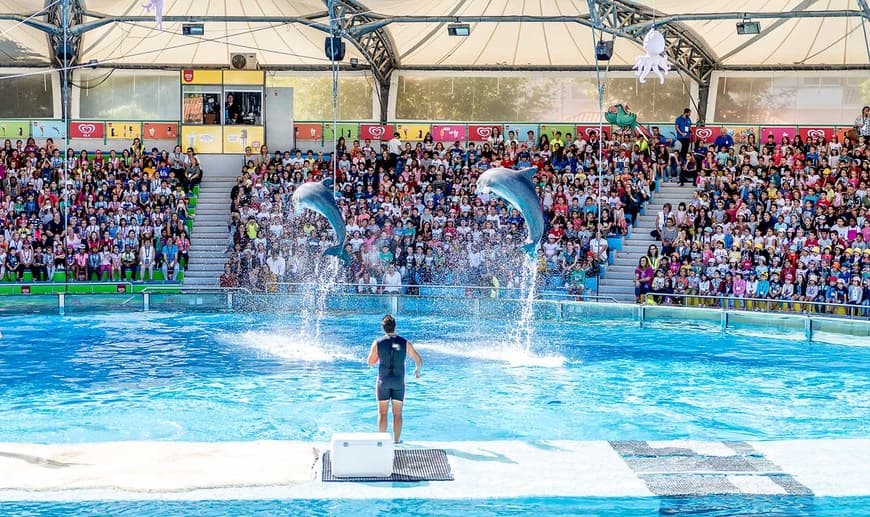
[360,124,394,140]
[143,122,179,140]
[181,126,222,154]
[503,123,537,142]
[294,123,323,140]
[69,121,105,139]
[799,127,834,141]
[432,124,466,142]
[224,126,264,154]
[539,124,575,142]
[30,120,66,139]
[106,122,141,140]
[760,126,797,145]
[0,120,30,139]
[180,69,223,85]
[692,126,721,142]
[468,124,502,141]
[576,125,610,139]
[324,122,359,141]
[396,123,431,141]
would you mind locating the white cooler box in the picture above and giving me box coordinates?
[330,432,395,477]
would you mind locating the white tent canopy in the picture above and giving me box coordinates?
[0,1,868,72]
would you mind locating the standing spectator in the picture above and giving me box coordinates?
[675,108,693,160]
[140,238,156,281]
[161,236,179,281]
[855,105,870,138]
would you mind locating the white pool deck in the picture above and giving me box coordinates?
[0,439,867,501]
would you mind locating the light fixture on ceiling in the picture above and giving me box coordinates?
[736,20,761,35]
[447,23,471,37]
[182,23,204,36]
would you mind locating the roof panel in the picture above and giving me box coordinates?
[80,21,362,67]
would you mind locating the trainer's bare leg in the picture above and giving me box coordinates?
[378,400,390,433]
[391,400,403,443]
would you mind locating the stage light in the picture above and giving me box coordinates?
[736,21,760,35]
[447,24,471,37]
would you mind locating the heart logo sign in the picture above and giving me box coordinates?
[369,126,385,138]
[78,123,97,136]
[476,127,492,139]
[806,129,825,139]
[584,127,599,137]
[695,128,713,140]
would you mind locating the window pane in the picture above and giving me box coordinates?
[395,75,692,123]
[79,71,179,120]
[265,74,373,120]
[0,74,53,118]
[714,74,870,124]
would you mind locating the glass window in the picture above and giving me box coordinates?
[0,74,54,118]
[713,74,870,124]
[79,70,178,120]
[182,86,221,125]
[224,90,262,125]
[265,74,373,120]
[395,75,692,123]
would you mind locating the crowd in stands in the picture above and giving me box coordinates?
[0,137,202,284]
[220,127,657,295]
[636,105,870,312]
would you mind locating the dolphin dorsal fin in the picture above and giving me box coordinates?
[321,177,334,189]
[521,167,538,180]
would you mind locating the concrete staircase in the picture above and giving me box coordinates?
[183,155,241,289]
[598,183,694,302]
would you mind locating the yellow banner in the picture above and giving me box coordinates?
[396,123,431,141]
[180,69,223,85]
[106,122,141,140]
[223,126,264,154]
[223,70,264,85]
[181,126,222,154]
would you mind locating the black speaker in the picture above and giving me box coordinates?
[325,36,346,61]
[595,40,613,61]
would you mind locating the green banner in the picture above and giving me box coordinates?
[0,120,30,139]
[323,122,359,141]
[539,124,576,141]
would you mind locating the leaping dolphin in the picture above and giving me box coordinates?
[476,166,543,258]
[291,178,350,265]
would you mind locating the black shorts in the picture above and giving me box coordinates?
[376,378,405,401]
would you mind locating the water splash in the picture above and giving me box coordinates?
[509,257,539,353]
[416,340,565,368]
[297,258,341,341]
[226,330,355,363]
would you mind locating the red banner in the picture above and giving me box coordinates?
[432,124,466,142]
[760,127,797,145]
[360,124,394,140]
[575,125,610,139]
[294,123,323,140]
[692,126,721,142]
[799,127,833,142]
[69,121,105,139]
[144,123,178,140]
[468,124,502,141]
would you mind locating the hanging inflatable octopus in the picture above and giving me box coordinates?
[633,28,670,84]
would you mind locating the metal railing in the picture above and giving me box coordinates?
[260,281,619,302]
[637,292,870,320]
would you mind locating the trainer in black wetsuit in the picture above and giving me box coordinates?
[367,314,423,444]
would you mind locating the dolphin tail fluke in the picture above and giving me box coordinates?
[324,245,351,265]
[521,241,539,258]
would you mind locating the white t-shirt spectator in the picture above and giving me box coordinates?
[382,268,403,293]
[266,254,286,278]
[387,136,402,156]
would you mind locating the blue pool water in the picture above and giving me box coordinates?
[0,310,867,443]
[2,496,869,516]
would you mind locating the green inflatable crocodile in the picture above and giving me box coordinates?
[604,103,639,130]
